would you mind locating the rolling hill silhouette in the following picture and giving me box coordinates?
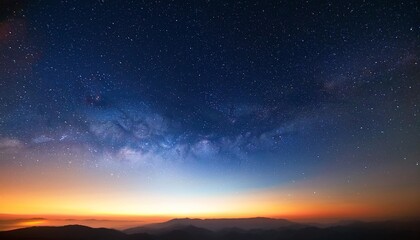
[0,225,128,240]
[124,217,306,234]
[0,218,419,240]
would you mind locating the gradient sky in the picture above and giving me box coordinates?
[0,0,419,226]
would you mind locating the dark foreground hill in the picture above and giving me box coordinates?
[0,225,128,240]
[0,219,419,240]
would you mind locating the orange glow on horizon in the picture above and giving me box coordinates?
[1,155,419,228]
[19,219,46,227]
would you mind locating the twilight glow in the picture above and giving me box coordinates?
[0,0,419,231]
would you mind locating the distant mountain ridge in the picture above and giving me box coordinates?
[124,217,307,234]
[0,218,419,240]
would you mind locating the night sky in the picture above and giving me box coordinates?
[0,0,419,224]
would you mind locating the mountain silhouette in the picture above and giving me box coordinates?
[0,225,128,240]
[125,217,305,234]
[0,219,419,240]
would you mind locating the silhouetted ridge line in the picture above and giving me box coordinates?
[124,217,306,234]
[0,225,128,240]
[1,220,419,240]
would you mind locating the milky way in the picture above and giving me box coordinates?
[0,0,419,220]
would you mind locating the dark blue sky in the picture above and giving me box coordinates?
[0,0,419,219]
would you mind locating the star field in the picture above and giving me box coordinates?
[0,0,419,219]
